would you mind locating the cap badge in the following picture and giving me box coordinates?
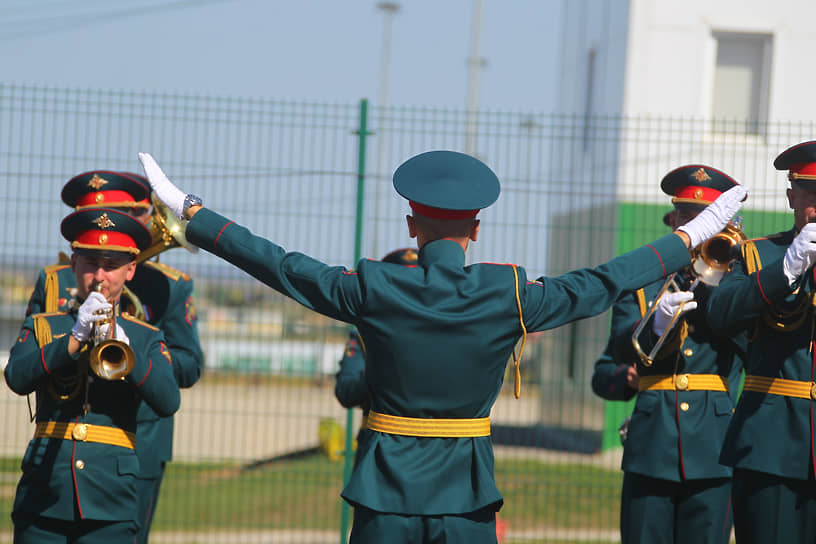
[404,249,418,262]
[94,193,105,203]
[694,189,704,200]
[691,168,711,182]
[98,233,108,245]
[88,174,109,190]
[93,213,115,230]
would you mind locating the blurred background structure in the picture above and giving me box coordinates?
[2,1,816,542]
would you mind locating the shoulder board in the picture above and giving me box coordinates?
[120,312,160,331]
[143,260,189,282]
[43,262,71,274]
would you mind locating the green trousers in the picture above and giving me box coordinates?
[350,505,497,544]
[620,472,732,544]
[13,515,138,543]
[732,468,816,544]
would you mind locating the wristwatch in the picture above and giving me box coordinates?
[182,194,203,217]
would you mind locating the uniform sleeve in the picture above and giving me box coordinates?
[163,277,204,388]
[125,329,181,417]
[522,233,691,332]
[186,208,364,323]
[707,254,791,333]
[591,294,641,402]
[334,330,368,409]
[4,316,78,395]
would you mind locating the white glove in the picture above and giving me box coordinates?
[783,223,816,286]
[113,323,130,345]
[677,185,748,248]
[138,152,187,220]
[652,291,697,337]
[72,292,112,343]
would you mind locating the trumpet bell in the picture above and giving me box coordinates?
[138,193,198,263]
[691,219,746,287]
[89,338,136,381]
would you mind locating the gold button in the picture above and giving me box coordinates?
[675,374,689,391]
[680,402,690,412]
[683,348,693,357]
[810,383,816,401]
[75,460,85,470]
[72,424,88,441]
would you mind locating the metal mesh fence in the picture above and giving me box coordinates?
[0,83,814,543]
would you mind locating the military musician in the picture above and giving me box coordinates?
[5,207,180,542]
[592,165,746,543]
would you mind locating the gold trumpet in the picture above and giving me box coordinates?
[138,192,198,263]
[632,217,746,366]
[89,285,136,380]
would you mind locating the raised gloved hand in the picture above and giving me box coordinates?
[71,291,112,343]
[138,152,187,220]
[677,185,748,248]
[783,223,816,287]
[652,291,697,337]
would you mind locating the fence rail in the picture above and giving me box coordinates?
[1,82,813,542]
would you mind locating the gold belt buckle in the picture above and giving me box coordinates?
[675,374,689,391]
[72,423,88,441]
[810,383,816,401]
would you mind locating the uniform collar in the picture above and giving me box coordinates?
[418,239,466,267]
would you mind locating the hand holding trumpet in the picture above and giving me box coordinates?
[652,290,697,337]
[71,290,112,343]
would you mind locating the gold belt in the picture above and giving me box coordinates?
[638,374,729,392]
[366,411,490,437]
[35,421,136,450]
[743,376,816,401]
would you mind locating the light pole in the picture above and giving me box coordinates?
[372,1,400,258]
[465,0,485,157]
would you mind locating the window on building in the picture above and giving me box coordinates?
[712,32,772,135]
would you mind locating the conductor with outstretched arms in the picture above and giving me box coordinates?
[137,150,745,543]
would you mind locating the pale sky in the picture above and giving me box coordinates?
[2,0,563,111]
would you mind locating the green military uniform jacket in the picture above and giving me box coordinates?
[335,330,370,466]
[186,208,692,515]
[593,276,744,481]
[25,260,203,478]
[126,261,203,477]
[4,309,180,522]
[335,330,368,411]
[707,228,816,479]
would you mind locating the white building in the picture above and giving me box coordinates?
[542,0,816,448]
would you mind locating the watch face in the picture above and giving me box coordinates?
[184,194,202,210]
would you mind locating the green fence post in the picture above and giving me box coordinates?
[340,98,369,543]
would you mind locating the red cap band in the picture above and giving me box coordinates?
[74,229,138,251]
[673,186,723,204]
[76,190,138,208]
[790,163,816,176]
[409,201,479,220]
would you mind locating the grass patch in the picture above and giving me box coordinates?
[0,453,622,535]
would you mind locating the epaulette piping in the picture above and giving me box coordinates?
[43,263,71,274]
[31,311,67,318]
[120,312,160,331]
[142,260,186,282]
